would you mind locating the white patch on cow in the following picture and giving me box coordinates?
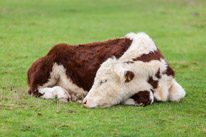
[39,86,70,100]
[38,63,87,101]
[149,90,154,104]
[122,32,157,62]
[125,32,137,40]
[122,98,136,105]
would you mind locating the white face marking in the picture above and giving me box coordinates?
[83,58,142,108]
[83,58,169,108]
[121,32,157,62]
[83,58,123,108]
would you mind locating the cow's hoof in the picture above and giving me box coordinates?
[59,98,69,103]
[71,93,86,102]
[77,100,82,103]
[137,103,144,106]
[76,94,85,100]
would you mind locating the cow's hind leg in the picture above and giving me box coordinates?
[168,80,186,102]
[37,64,73,102]
[39,86,71,103]
[28,61,71,102]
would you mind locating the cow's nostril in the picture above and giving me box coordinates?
[83,100,87,104]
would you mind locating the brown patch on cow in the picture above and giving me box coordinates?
[163,64,175,77]
[27,38,132,96]
[125,71,135,83]
[131,90,152,106]
[155,68,161,79]
[133,49,164,62]
[147,76,158,89]
[124,61,134,64]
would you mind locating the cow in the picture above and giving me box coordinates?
[83,32,186,108]
[27,34,134,102]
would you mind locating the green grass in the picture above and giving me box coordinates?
[0,0,206,136]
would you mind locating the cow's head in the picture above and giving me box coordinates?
[83,57,137,108]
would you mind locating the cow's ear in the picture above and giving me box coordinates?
[117,69,135,83]
[124,71,135,83]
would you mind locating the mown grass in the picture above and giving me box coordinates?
[0,0,206,136]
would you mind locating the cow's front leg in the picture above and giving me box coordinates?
[39,86,71,103]
[70,91,88,103]
[57,71,88,103]
[122,90,154,106]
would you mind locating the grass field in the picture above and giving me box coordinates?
[0,0,206,136]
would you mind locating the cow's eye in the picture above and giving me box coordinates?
[100,79,107,85]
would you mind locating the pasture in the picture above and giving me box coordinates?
[0,0,206,136]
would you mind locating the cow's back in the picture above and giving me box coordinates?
[64,38,132,91]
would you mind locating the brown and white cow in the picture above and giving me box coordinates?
[83,32,186,108]
[27,35,134,102]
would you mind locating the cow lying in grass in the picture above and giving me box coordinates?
[83,33,186,108]
[27,34,134,102]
